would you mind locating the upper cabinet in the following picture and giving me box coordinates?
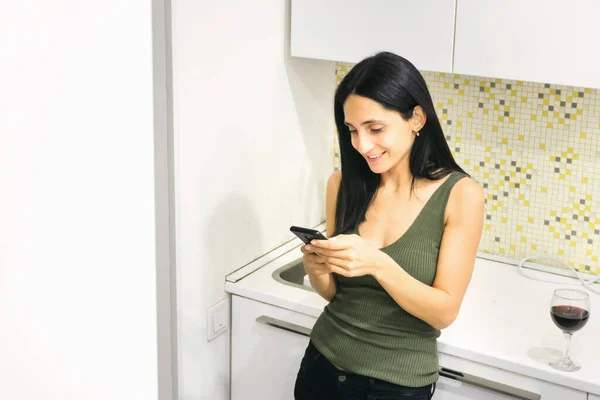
[453,0,600,88]
[290,0,456,73]
[291,0,600,89]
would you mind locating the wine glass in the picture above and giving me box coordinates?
[549,288,591,372]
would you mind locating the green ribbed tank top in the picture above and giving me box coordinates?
[310,171,466,387]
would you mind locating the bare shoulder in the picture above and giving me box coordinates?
[327,170,342,190]
[453,176,484,201]
[446,176,484,220]
[325,170,342,236]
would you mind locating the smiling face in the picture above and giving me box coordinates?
[343,94,425,175]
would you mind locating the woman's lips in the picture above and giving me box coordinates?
[366,151,385,163]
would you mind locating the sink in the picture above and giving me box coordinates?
[272,256,314,292]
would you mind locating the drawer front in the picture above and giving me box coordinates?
[439,353,586,400]
[231,295,316,400]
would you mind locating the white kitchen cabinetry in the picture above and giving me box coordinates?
[231,294,586,400]
[453,0,600,89]
[290,0,456,72]
[589,395,600,400]
[436,353,586,400]
[231,295,315,400]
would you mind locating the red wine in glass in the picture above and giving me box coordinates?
[550,305,589,333]
[549,289,591,372]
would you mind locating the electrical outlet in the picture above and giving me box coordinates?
[207,298,229,341]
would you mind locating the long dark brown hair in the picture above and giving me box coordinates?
[334,52,467,236]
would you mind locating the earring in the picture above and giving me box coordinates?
[415,125,423,136]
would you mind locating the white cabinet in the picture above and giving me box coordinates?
[435,375,586,400]
[435,376,521,399]
[230,295,587,400]
[231,295,316,400]
[437,353,587,400]
[291,0,456,72]
[453,0,600,89]
[589,395,600,400]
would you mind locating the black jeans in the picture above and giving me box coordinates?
[294,341,436,400]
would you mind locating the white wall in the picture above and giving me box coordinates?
[0,1,167,399]
[170,0,336,398]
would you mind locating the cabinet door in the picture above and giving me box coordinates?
[589,395,600,400]
[231,295,316,400]
[454,0,600,89]
[435,374,587,400]
[438,353,587,400]
[291,0,456,72]
[435,376,519,399]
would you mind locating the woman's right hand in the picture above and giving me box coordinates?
[301,244,330,276]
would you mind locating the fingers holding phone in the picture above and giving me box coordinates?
[300,243,330,276]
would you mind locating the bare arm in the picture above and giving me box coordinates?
[373,178,484,329]
[304,171,341,302]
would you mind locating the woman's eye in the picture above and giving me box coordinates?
[349,129,357,134]
[371,127,383,133]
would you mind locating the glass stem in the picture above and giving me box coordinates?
[563,332,573,359]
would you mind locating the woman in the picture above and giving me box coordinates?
[294,52,484,400]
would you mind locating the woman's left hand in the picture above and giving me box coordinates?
[306,234,388,278]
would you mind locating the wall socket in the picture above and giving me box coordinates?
[207,298,229,341]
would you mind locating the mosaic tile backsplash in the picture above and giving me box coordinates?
[334,63,600,275]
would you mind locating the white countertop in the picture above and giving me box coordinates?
[225,242,600,395]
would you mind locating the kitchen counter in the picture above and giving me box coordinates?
[225,241,600,396]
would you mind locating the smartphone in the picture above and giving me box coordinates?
[290,225,328,244]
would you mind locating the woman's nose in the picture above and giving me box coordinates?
[354,133,374,154]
